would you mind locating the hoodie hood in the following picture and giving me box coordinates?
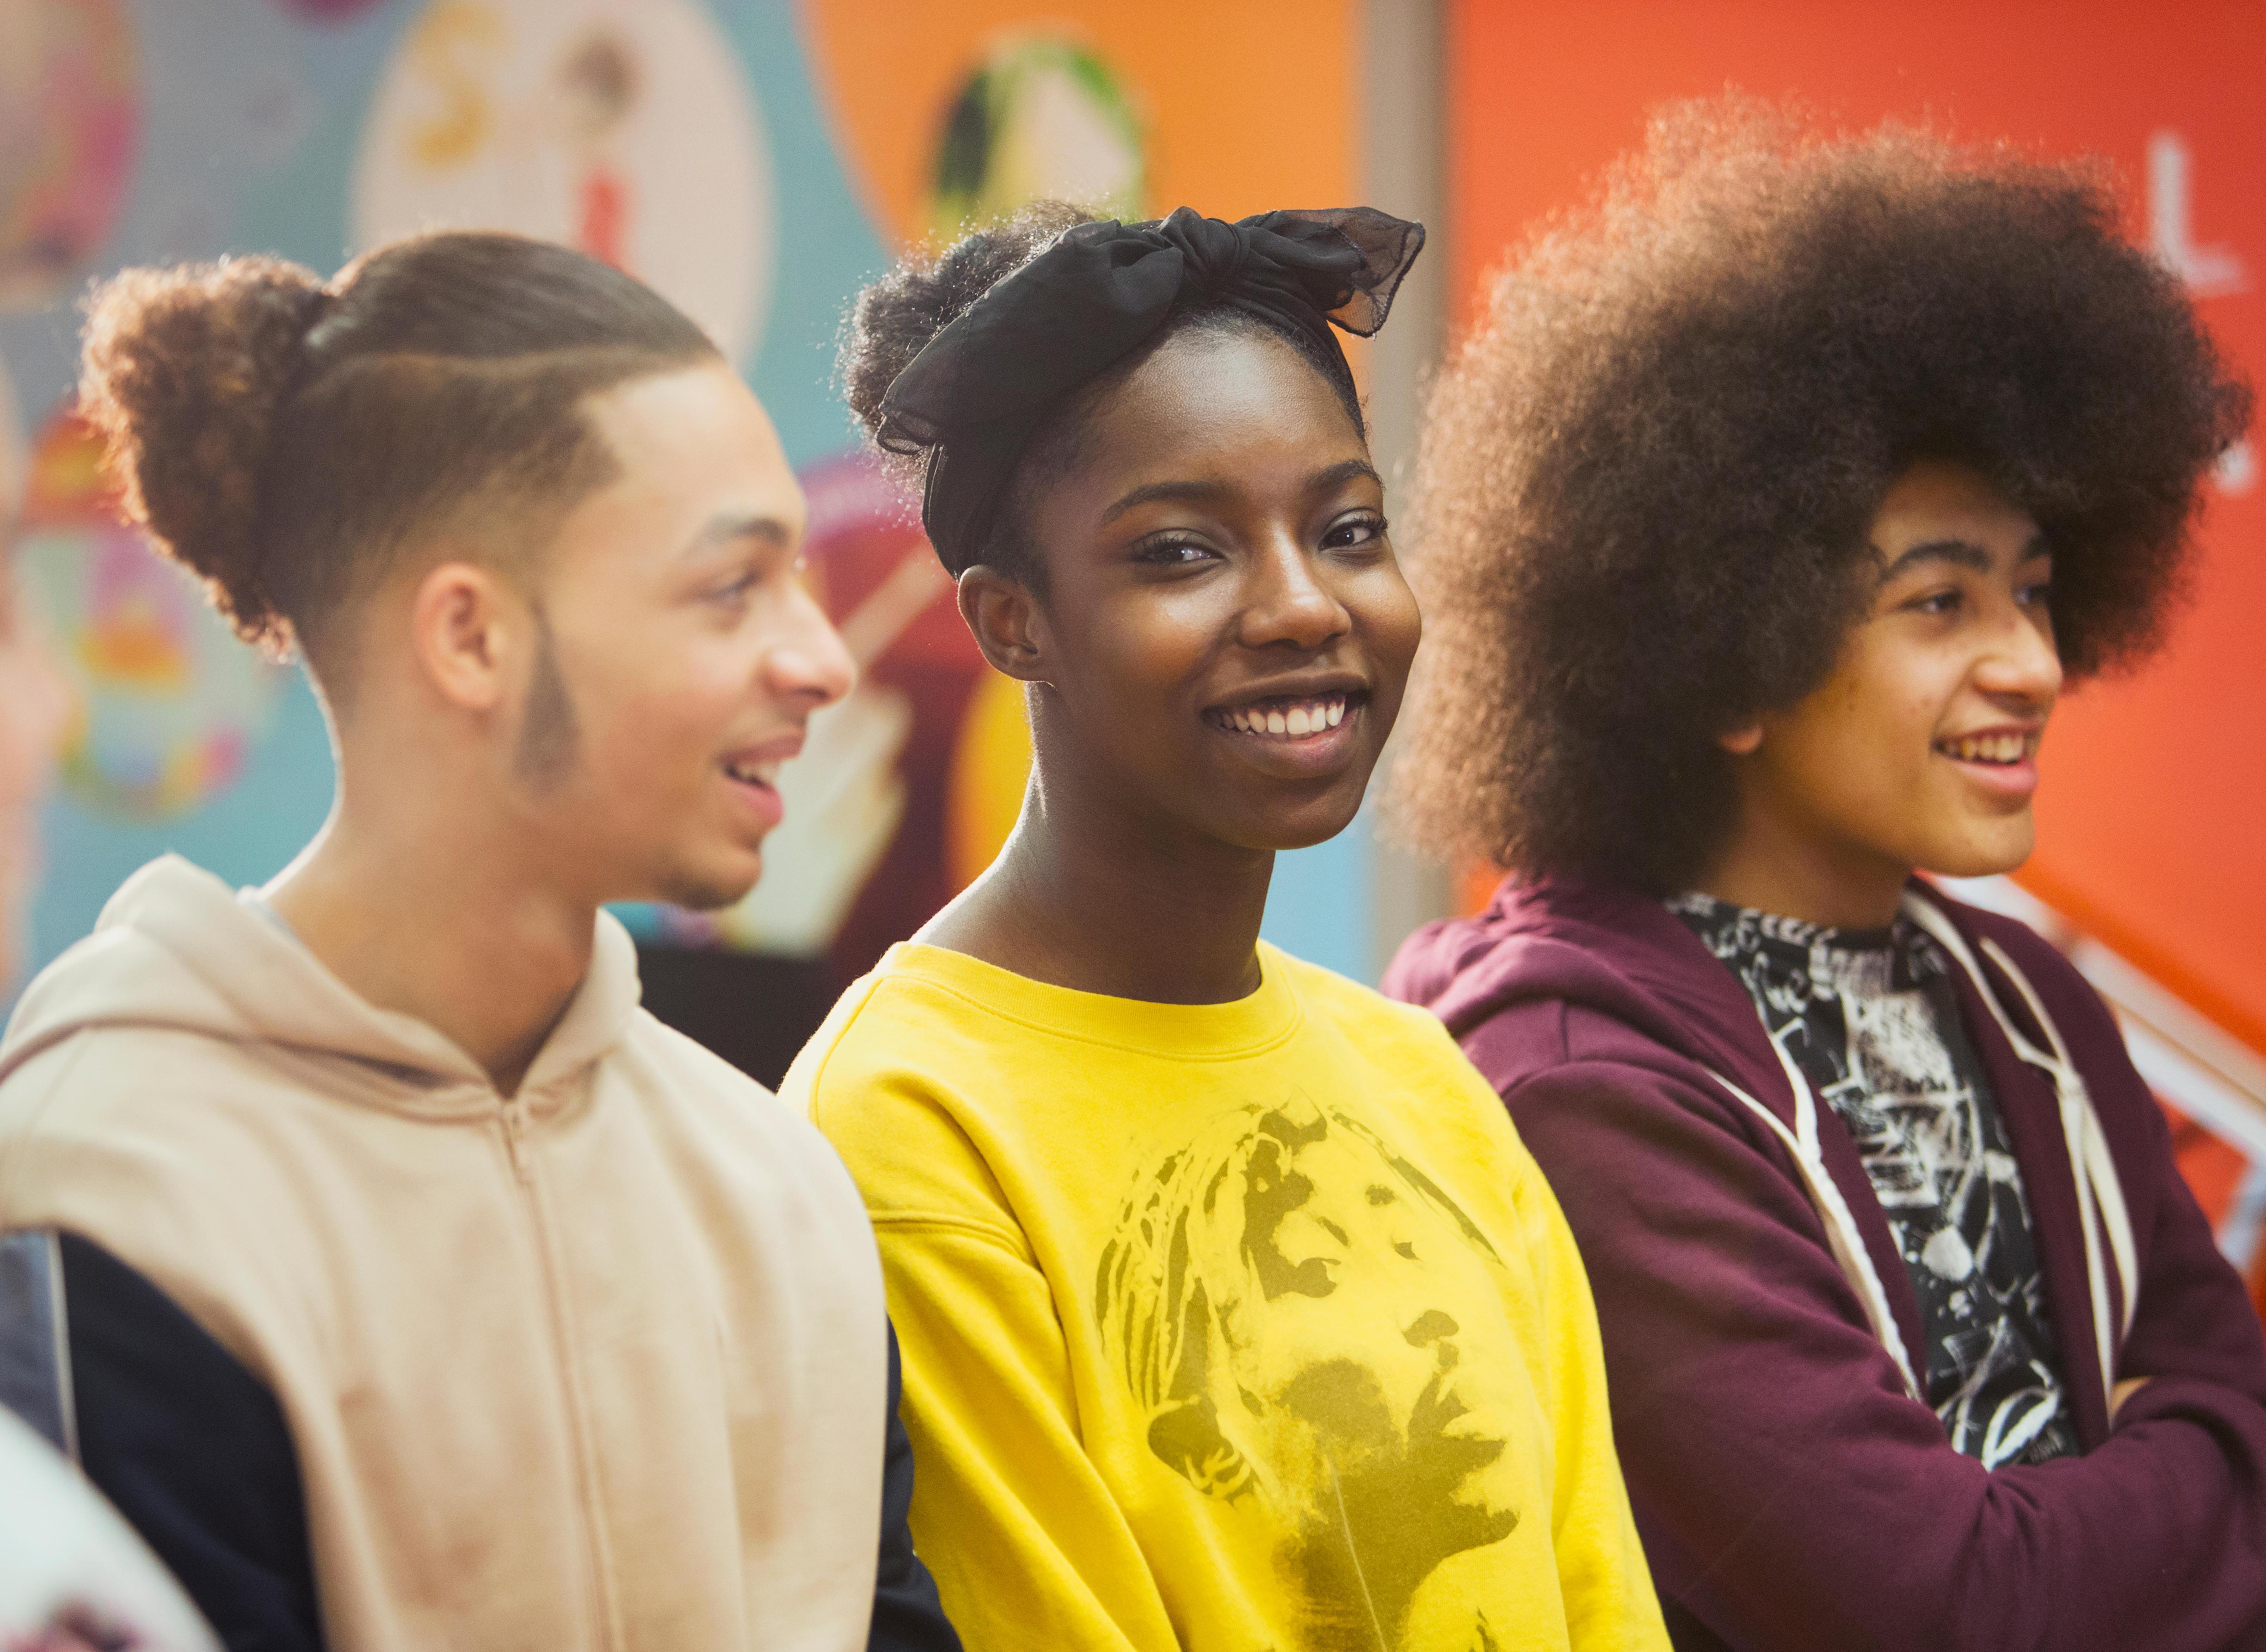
[0,855,640,1111]
[1385,872,1794,1104]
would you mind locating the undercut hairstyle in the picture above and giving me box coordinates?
[76,232,718,682]
[1389,98,2250,893]
[837,202,1367,590]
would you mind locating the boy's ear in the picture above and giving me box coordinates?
[957,565,1052,684]
[408,558,520,713]
[1717,720,1765,756]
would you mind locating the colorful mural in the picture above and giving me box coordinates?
[0,0,139,312]
[16,413,283,820]
[928,34,1143,242]
[0,0,1374,1026]
[352,0,773,364]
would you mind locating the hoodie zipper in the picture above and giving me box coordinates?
[500,1095,622,1647]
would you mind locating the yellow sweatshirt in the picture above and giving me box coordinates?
[786,940,1668,1652]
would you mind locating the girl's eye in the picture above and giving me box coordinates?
[2019,580,2054,608]
[708,573,758,606]
[1322,513,1386,551]
[1907,587,1962,617]
[1134,536,1214,568]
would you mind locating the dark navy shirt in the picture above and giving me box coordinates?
[1,1231,958,1652]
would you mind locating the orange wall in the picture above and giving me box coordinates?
[1449,0,2266,1049]
[797,0,1357,250]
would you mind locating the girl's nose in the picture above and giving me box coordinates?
[1238,538,1350,652]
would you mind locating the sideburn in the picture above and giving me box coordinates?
[513,605,580,792]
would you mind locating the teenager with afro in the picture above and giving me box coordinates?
[1386,99,2266,1652]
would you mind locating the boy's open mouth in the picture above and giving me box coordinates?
[721,757,782,787]
[1933,731,2038,766]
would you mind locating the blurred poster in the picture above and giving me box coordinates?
[16,413,284,821]
[801,0,1359,251]
[273,0,391,19]
[929,33,1142,241]
[351,0,774,364]
[0,0,138,312]
[0,358,23,519]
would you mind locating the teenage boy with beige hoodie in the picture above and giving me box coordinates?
[0,234,959,1652]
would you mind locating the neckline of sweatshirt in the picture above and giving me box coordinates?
[874,940,1305,1062]
[0,854,641,1118]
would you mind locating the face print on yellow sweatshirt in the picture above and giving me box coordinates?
[791,940,1669,1652]
[1097,1096,1529,1651]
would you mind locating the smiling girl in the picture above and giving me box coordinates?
[1385,103,2266,1652]
[786,206,1667,1651]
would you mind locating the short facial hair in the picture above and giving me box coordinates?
[513,604,580,793]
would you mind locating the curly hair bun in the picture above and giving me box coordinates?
[78,255,328,640]
[839,201,1091,445]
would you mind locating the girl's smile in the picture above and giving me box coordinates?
[1203,680,1370,780]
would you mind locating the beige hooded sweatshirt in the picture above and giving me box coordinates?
[0,856,887,1652]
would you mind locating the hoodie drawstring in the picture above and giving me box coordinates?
[1703,1058,1925,1400]
[1900,890,2136,1412]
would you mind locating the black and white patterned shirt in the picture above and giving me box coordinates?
[1670,892,2079,1468]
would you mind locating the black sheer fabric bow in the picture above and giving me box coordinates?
[876,205,1425,574]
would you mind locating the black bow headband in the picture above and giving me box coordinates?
[874,205,1425,574]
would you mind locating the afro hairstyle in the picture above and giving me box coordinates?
[1388,97,2249,895]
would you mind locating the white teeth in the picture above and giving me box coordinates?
[1941,733,2029,764]
[1218,694,1352,739]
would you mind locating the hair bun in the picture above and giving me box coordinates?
[839,201,1091,447]
[77,255,328,644]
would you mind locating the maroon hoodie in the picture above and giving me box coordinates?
[1385,873,2266,1652]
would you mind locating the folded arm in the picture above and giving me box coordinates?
[1503,1061,2266,1652]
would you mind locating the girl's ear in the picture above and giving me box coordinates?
[1717,720,1764,756]
[958,565,1053,684]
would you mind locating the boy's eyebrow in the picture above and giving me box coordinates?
[679,512,792,558]
[1874,532,2050,582]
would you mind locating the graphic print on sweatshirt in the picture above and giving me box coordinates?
[1670,894,2080,1468]
[1095,1096,1527,1652]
